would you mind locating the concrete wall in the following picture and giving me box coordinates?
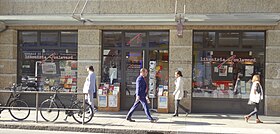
[77,29,101,91]
[265,25,280,116]
[168,29,192,113]
[0,0,279,15]
[0,29,17,89]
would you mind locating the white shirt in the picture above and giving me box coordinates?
[83,71,96,93]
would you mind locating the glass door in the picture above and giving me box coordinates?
[122,50,144,109]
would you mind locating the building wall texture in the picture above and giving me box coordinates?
[0,0,280,115]
[0,0,280,15]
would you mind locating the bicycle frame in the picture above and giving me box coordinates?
[49,93,78,110]
[0,91,19,113]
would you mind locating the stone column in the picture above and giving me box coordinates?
[168,30,192,113]
[77,30,101,92]
[0,29,17,89]
[0,29,17,104]
[265,29,280,116]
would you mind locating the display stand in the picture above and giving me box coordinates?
[157,95,168,113]
[97,83,120,112]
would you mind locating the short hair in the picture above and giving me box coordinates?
[140,68,147,73]
[176,71,183,77]
[88,66,94,72]
[252,75,260,82]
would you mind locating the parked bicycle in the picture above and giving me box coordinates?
[39,86,93,124]
[0,83,30,120]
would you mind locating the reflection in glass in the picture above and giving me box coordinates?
[218,32,239,48]
[61,31,78,47]
[40,32,59,46]
[149,32,169,48]
[103,31,122,47]
[242,32,264,49]
[19,32,38,47]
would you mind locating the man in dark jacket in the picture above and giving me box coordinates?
[126,68,157,123]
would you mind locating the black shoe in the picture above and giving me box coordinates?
[172,114,178,117]
[126,118,135,122]
[150,118,158,123]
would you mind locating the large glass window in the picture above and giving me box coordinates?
[192,31,265,99]
[18,31,78,92]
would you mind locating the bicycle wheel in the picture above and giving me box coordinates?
[9,99,30,121]
[72,102,93,124]
[40,99,59,122]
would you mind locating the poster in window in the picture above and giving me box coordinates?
[42,62,56,74]
[108,95,117,107]
[98,95,107,107]
[245,65,254,77]
[219,65,228,76]
[158,96,168,108]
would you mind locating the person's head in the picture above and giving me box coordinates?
[252,74,260,82]
[175,71,183,78]
[140,68,148,77]
[87,66,94,72]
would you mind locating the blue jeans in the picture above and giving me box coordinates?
[126,97,153,120]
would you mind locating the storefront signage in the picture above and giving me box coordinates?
[200,57,256,63]
[24,52,76,60]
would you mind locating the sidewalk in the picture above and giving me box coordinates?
[0,110,279,134]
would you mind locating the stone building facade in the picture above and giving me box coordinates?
[0,0,280,115]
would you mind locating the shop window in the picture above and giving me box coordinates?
[149,32,169,48]
[40,31,59,46]
[193,31,265,99]
[103,31,122,47]
[218,32,240,48]
[19,31,38,47]
[125,32,146,47]
[18,31,78,92]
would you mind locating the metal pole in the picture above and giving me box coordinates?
[35,92,39,123]
[72,0,82,16]
[82,93,85,125]
[80,0,89,16]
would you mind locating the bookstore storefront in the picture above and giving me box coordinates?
[17,31,78,92]
[192,31,265,114]
[100,31,169,110]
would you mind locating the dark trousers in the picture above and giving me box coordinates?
[174,100,189,115]
[248,103,260,119]
[126,97,153,120]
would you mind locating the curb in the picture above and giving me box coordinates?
[0,123,174,134]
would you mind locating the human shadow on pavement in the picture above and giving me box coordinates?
[187,114,241,120]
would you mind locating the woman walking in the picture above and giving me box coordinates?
[244,74,264,123]
[172,71,189,117]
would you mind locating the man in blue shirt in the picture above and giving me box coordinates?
[126,68,157,123]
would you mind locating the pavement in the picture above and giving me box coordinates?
[0,110,280,134]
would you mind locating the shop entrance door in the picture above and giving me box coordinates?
[121,50,146,110]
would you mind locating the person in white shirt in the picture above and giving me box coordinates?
[244,74,264,123]
[172,71,189,117]
[83,66,96,109]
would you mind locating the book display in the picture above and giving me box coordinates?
[97,83,120,111]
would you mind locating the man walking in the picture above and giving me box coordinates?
[126,68,158,123]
